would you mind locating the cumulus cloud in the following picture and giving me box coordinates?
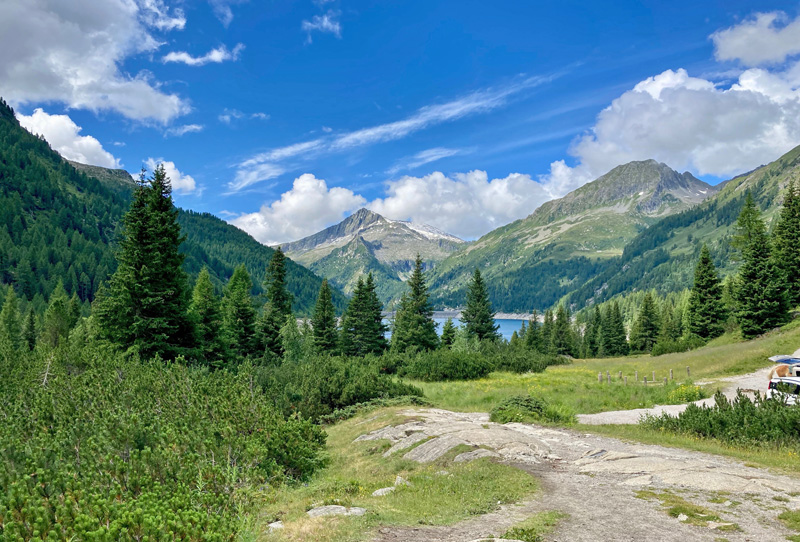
[144,158,197,194]
[232,174,366,245]
[302,10,342,42]
[17,108,121,168]
[165,124,203,137]
[712,12,800,67]
[163,43,244,66]
[0,0,189,123]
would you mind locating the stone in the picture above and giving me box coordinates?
[394,475,411,486]
[403,435,466,463]
[677,513,688,522]
[267,521,283,531]
[454,448,500,463]
[372,486,395,497]
[382,432,428,457]
[306,505,367,517]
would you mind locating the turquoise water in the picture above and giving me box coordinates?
[433,318,526,342]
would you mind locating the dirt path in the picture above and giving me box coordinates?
[363,408,800,542]
[576,366,772,425]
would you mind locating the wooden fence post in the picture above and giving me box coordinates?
[635,370,639,381]
[652,371,656,382]
[624,376,628,386]
[643,376,648,385]
[687,366,690,378]
[670,369,673,380]
[598,372,603,383]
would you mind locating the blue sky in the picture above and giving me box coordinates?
[3,0,800,243]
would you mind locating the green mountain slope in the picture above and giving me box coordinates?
[0,98,345,314]
[282,208,465,303]
[427,160,717,311]
[563,145,800,309]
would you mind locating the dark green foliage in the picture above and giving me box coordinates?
[489,344,569,374]
[0,344,326,541]
[440,317,456,348]
[42,281,76,347]
[630,292,661,352]
[772,180,800,306]
[642,390,800,447]
[0,287,21,351]
[525,310,544,352]
[461,269,500,341]
[659,302,682,342]
[399,348,493,381]
[222,264,259,360]
[582,306,602,357]
[339,274,388,356]
[189,268,226,366]
[651,334,705,356]
[257,354,422,421]
[22,307,36,351]
[686,245,726,339]
[600,301,628,356]
[312,279,338,353]
[733,194,790,337]
[318,395,432,425]
[259,304,285,361]
[266,247,293,318]
[391,255,439,352]
[540,309,554,353]
[94,166,194,360]
[490,395,574,425]
[551,304,575,356]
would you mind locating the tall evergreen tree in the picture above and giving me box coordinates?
[22,307,37,351]
[772,180,800,306]
[440,317,457,348]
[222,264,258,360]
[266,247,293,318]
[339,274,388,356]
[190,268,226,366]
[583,305,602,358]
[733,196,790,337]
[600,301,628,356]
[42,281,74,347]
[525,310,543,352]
[391,255,439,352]
[95,165,194,360]
[280,314,303,363]
[0,287,21,351]
[630,292,661,352]
[551,304,575,356]
[658,303,681,342]
[311,279,338,353]
[540,309,555,353]
[686,245,727,339]
[461,269,500,341]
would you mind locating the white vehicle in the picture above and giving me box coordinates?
[766,376,800,405]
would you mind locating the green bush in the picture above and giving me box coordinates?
[399,348,493,381]
[490,394,575,425]
[651,334,705,356]
[641,390,800,447]
[0,344,326,541]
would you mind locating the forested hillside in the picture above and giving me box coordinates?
[0,99,345,315]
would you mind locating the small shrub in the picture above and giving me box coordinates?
[651,334,705,356]
[667,383,705,403]
[490,394,575,425]
[400,349,493,381]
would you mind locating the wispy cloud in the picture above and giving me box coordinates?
[387,147,463,175]
[302,10,341,43]
[165,123,204,137]
[232,74,556,191]
[163,43,244,66]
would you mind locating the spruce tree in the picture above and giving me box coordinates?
[772,180,800,306]
[222,264,258,360]
[391,255,439,352]
[22,307,36,351]
[733,197,790,337]
[43,282,73,347]
[339,274,388,356]
[658,303,681,342]
[311,279,338,353]
[630,292,661,352]
[583,305,602,357]
[0,288,22,351]
[461,269,499,341]
[541,309,555,354]
[440,317,456,348]
[551,304,575,356]
[600,301,628,356]
[525,310,543,352]
[687,245,726,339]
[266,247,293,318]
[190,268,226,366]
[280,314,303,363]
[95,165,194,360]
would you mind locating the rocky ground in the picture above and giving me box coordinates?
[359,408,800,542]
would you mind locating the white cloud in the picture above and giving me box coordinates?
[232,174,366,244]
[163,43,244,66]
[17,108,121,168]
[387,147,462,175]
[208,0,247,27]
[219,109,269,124]
[144,158,197,194]
[251,112,270,120]
[712,12,800,67]
[233,75,553,191]
[369,171,552,239]
[0,0,189,123]
[165,123,204,137]
[302,10,342,42]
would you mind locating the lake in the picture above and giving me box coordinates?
[383,317,528,342]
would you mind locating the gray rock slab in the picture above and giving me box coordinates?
[372,486,396,497]
[454,448,500,462]
[307,505,366,517]
[382,432,428,457]
[403,435,466,463]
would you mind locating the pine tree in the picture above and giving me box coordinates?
[42,281,73,347]
[687,245,727,339]
[772,180,800,306]
[258,304,284,361]
[280,314,303,363]
[311,279,338,353]
[440,317,456,348]
[190,268,226,366]
[94,165,194,360]
[339,274,388,356]
[733,196,790,337]
[391,255,439,352]
[583,305,602,358]
[540,309,555,353]
[461,269,499,341]
[600,301,628,356]
[0,287,22,351]
[658,303,681,342]
[630,292,661,352]
[550,304,575,356]
[22,307,37,351]
[525,310,543,352]
[266,247,293,318]
[222,264,258,360]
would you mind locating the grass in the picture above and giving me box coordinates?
[636,490,740,531]
[780,509,800,541]
[501,510,568,541]
[252,407,539,542]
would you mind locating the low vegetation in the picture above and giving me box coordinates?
[501,510,568,542]
[490,394,575,425]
